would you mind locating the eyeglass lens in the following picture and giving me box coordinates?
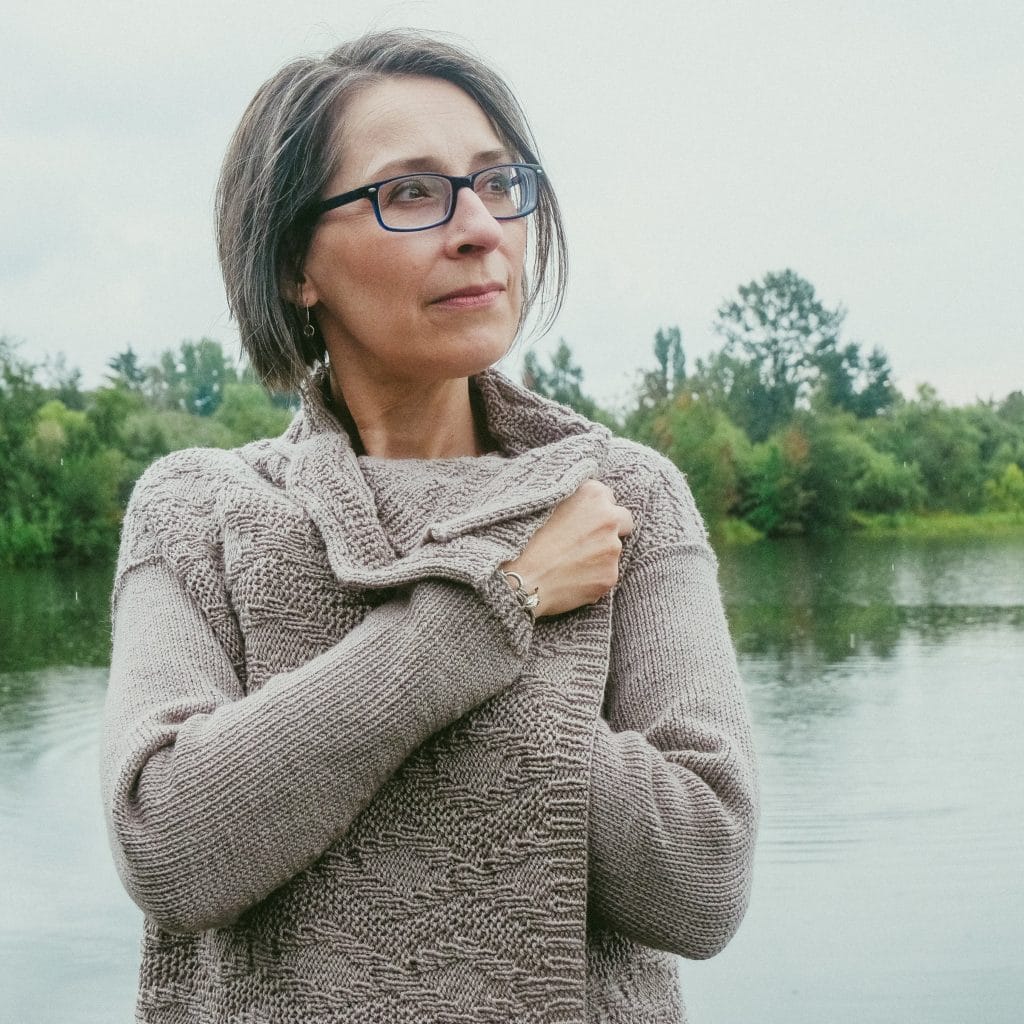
[376,165,536,230]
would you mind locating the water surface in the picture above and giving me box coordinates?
[1,538,1022,1022]
[682,536,1024,1022]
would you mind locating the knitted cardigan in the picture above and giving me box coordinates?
[102,369,758,1024]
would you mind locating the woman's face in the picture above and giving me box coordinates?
[301,76,528,392]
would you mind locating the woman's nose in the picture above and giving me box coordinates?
[444,186,504,255]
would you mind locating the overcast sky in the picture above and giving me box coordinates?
[3,0,1022,410]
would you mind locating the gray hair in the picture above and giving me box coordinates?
[216,29,568,392]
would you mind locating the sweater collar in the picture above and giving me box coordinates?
[288,368,606,454]
[277,369,612,588]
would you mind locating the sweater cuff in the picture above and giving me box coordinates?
[424,533,535,657]
[477,566,535,657]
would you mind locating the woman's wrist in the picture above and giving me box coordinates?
[499,568,541,621]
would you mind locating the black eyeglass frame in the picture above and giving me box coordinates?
[309,162,545,232]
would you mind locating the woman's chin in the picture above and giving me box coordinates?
[422,330,517,381]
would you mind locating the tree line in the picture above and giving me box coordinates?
[528,269,1024,538]
[2,269,1022,565]
[0,338,293,564]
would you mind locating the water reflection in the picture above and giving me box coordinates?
[4,538,1022,676]
[718,535,1024,664]
[0,562,114,672]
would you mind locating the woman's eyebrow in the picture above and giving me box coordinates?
[367,149,512,180]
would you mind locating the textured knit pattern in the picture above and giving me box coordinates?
[102,370,758,1024]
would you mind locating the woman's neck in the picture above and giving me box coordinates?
[332,373,485,460]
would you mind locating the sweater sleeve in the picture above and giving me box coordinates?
[102,555,529,936]
[586,463,759,959]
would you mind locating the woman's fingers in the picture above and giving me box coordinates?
[617,506,635,538]
[501,478,634,618]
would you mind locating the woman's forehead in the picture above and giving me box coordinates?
[332,77,507,185]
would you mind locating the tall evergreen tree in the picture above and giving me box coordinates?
[522,339,602,420]
[107,347,147,391]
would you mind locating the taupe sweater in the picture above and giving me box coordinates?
[102,370,758,1024]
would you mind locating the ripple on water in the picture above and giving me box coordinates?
[0,666,108,752]
[0,666,110,829]
[0,663,141,1017]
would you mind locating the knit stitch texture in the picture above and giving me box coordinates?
[102,370,758,1023]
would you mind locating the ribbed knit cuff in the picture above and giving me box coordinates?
[419,533,536,658]
[477,566,535,657]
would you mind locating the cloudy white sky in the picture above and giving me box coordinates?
[3,0,1022,410]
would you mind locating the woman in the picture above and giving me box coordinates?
[102,29,758,1024]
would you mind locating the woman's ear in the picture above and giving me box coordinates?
[280,275,308,306]
[280,249,319,306]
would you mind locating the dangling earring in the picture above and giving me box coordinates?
[297,285,316,338]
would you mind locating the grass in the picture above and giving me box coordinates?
[851,511,1024,539]
[711,518,765,546]
[712,510,1024,545]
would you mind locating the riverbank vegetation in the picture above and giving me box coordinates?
[2,269,1022,564]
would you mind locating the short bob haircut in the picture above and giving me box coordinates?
[216,29,568,393]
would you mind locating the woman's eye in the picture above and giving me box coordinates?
[384,177,442,204]
[479,171,514,195]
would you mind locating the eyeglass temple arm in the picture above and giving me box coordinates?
[313,185,377,217]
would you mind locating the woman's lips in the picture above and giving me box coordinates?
[431,284,504,309]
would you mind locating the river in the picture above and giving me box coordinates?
[1,535,1022,1022]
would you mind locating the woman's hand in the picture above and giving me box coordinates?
[501,479,634,618]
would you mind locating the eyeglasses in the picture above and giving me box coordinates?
[310,163,544,232]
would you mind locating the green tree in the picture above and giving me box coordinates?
[650,393,748,526]
[963,399,1024,477]
[811,342,897,419]
[0,338,46,453]
[41,353,86,411]
[984,463,1024,512]
[714,270,846,440]
[88,386,144,446]
[214,380,293,442]
[641,326,686,406]
[522,339,606,422]
[0,340,49,560]
[179,338,236,415]
[738,429,810,535]
[796,412,919,530]
[850,347,898,418]
[736,411,923,535]
[107,347,147,391]
[623,327,691,444]
[145,338,237,415]
[689,349,770,438]
[852,444,926,514]
[710,269,896,439]
[998,391,1024,429]
[14,399,132,561]
[119,408,236,465]
[144,349,184,409]
[863,385,988,511]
